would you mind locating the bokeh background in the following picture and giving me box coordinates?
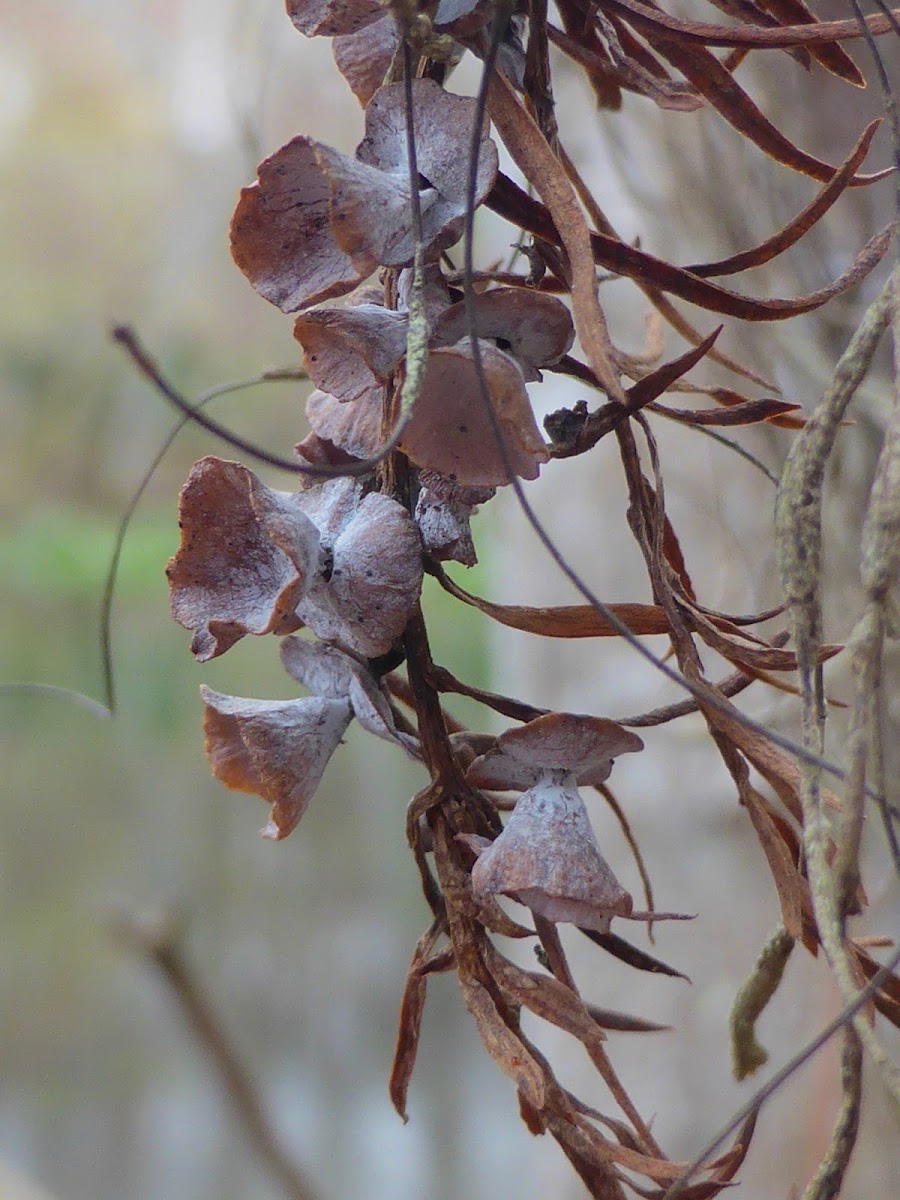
[1,2,898,1198]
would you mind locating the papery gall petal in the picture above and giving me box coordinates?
[357,81,498,214]
[279,635,404,746]
[333,19,400,107]
[323,82,498,269]
[167,458,320,662]
[286,0,382,37]
[317,144,422,272]
[279,634,362,699]
[467,713,643,790]
[470,782,633,932]
[200,687,351,840]
[293,305,408,402]
[295,478,424,658]
[416,471,495,566]
[300,388,382,464]
[399,343,548,487]
[294,430,361,469]
[230,137,364,313]
[432,289,575,381]
[230,82,497,311]
[415,486,480,567]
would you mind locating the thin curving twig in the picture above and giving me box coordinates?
[662,944,900,1198]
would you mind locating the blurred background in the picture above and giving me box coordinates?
[1,2,897,1198]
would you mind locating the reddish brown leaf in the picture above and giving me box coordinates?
[853,945,900,1028]
[389,923,443,1121]
[549,329,723,459]
[580,929,691,981]
[631,27,880,185]
[518,1091,546,1135]
[388,970,425,1123]
[685,120,881,278]
[628,328,722,405]
[605,0,900,55]
[488,173,894,321]
[551,18,701,111]
[757,0,864,84]
[661,508,697,601]
[552,1125,628,1200]
[639,1111,758,1199]
[740,782,805,938]
[682,601,842,672]
[699,0,813,71]
[484,942,609,1046]
[556,0,623,109]
[476,897,535,939]
[697,689,844,836]
[487,70,626,403]
[652,396,804,427]
[702,386,807,429]
[585,1004,671,1033]
[457,974,547,1111]
[434,565,673,637]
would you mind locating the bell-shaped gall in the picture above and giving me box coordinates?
[345,80,498,266]
[294,477,424,658]
[399,342,548,487]
[200,686,352,840]
[279,634,413,751]
[293,304,408,402]
[470,780,634,933]
[231,81,496,314]
[231,136,365,313]
[286,0,383,37]
[167,457,321,662]
[466,713,644,791]
[333,18,400,107]
[415,472,495,567]
[299,387,383,464]
[432,289,575,382]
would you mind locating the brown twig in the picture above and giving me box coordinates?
[115,914,320,1200]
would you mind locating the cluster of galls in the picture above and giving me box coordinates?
[166,0,665,935]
